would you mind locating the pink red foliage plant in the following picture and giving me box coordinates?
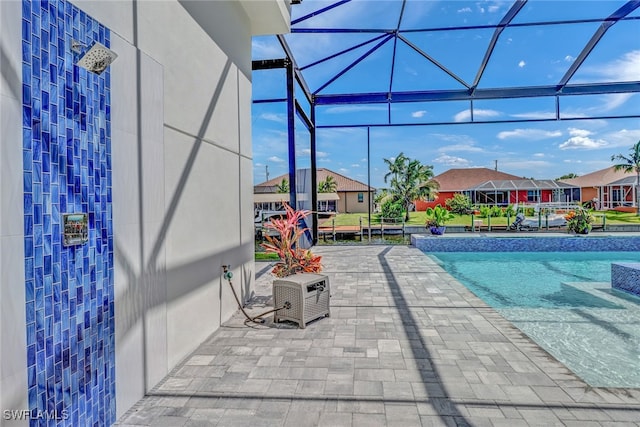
[260,203,323,278]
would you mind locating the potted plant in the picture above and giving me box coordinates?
[565,208,594,235]
[260,203,323,277]
[425,205,454,235]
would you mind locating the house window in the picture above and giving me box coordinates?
[612,189,621,202]
[317,200,336,212]
[357,192,364,203]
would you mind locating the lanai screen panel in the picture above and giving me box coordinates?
[251,0,640,241]
[277,0,640,126]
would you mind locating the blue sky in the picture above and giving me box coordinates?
[251,0,640,189]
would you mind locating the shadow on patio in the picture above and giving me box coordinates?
[116,245,640,427]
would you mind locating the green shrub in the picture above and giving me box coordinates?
[380,200,404,221]
[504,205,516,217]
[445,194,473,214]
[490,206,503,217]
[479,205,507,218]
[478,206,491,218]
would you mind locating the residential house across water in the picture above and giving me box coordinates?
[254,168,375,214]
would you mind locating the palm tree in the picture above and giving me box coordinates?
[383,153,408,184]
[611,140,640,216]
[275,178,289,194]
[383,153,439,222]
[318,175,337,193]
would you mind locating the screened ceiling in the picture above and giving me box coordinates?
[251,0,640,240]
[253,0,640,127]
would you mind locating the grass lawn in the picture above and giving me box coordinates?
[604,210,640,223]
[321,210,640,227]
[255,252,279,261]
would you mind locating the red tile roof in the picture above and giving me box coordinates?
[433,168,523,192]
[255,168,374,192]
[559,166,632,187]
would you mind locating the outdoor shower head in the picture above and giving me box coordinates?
[73,41,117,75]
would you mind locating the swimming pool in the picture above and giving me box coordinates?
[429,251,640,388]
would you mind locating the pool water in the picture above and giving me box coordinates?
[429,251,640,388]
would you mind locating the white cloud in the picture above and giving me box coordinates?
[438,143,484,153]
[571,50,640,113]
[429,133,484,152]
[351,163,360,168]
[300,148,329,158]
[497,129,562,140]
[454,109,501,122]
[251,37,283,59]
[316,127,361,144]
[565,55,575,62]
[599,93,635,112]
[473,109,502,119]
[576,119,609,128]
[457,7,472,13]
[252,131,288,159]
[339,168,349,173]
[260,113,285,123]
[434,154,471,167]
[558,136,607,150]
[510,111,556,120]
[360,158,368,163]
[430,133,475,143]
[602,128,640,148]
[268,156,285,163]
[518,60,526,68]
[590,50,640,82]
[568,128,592,137]
[412,110,427,118]
[533,153,545,158]
[488,5,501,13]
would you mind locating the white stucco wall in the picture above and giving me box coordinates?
[70,0,263,417]
[1,0,289,420]
[0,0,29,421]
[107,31,169,412]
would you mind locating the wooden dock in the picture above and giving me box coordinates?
[318,223,406,241]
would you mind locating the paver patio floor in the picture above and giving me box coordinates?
[116,245,640,426]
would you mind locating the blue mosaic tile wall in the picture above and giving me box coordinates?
[612,263,640,297]
[21,0,115,424]
[412,235,640,252]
